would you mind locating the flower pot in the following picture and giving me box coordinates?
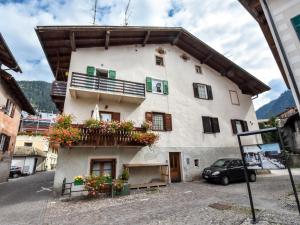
[74,180,84,186]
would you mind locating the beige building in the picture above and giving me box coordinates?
[240,0,300,110]
[0,33,35,182]
[36,26,269,193]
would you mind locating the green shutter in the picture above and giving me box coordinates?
[146,77,152,92]
[108,70,116,79]
[163,80,168,95]
[86,66,95,76]
[291,15,300,40]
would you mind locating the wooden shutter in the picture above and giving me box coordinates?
[3,135,10,152]
[112,112,120,122]
[212,117,220,133]
[10,104,16,118]
[146,77,152,92]
[193,83,199,98]
[163,80,169,95]
[242,121,249,132]
[202,116,212,133]
[86,66,95,76]
[231,119,237,134]
[4,99,9,115]
[207,85,213,100]
[145,112,153,123]
[108,70,116,79]
[164,113,172,131]
[291,15,300,40]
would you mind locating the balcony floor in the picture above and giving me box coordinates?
[69,87,145,104]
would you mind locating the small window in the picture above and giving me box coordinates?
[155,56,164,66]
[96,69,108,78]
[5,99,15,117]
[90,159,115,178]
[152,113,164,131]
[231,119,248,134]
[100,113,112,122]
[193,83,213,100]
[24,142,32,147]
[0,134,10,152]
[195,65,202,74]
[202,116,220,133]
[229,90,239,105]
[194,159,199,167]
[152,79,163,94]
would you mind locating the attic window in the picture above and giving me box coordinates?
[156,56,164,66]
[195,65,202,74]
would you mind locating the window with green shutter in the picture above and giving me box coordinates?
[291,14,300,40]
[108,70,116,79]
[146,77,152,92]
[87,66,95,76]
[163,80,168,95]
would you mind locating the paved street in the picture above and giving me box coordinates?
[43,171,300,225]
[0,171,54,225]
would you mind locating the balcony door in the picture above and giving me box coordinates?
[96,69,108,91]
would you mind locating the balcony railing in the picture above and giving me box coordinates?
[70,72,145,97]
[51,81,67,97]
[71,126,146,147]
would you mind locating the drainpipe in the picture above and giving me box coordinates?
[261,0,300,107]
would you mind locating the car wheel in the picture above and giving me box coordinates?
[221,176,229,186]
[12,173,19,178]
[249,173,256,182]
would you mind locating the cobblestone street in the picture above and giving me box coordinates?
[43,171,300,225]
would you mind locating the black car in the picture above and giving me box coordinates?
[202,158,256,185]
[9,166,22,178]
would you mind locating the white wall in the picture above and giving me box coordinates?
[64,44,259,148]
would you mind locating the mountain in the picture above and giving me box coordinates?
[18,81,58,113]
[256,90,296,119]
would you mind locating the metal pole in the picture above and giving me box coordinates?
[238,135,256,223]
[277,128,300,215]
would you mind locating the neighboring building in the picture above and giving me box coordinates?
[15,135,57,171]
[0,33,35,182]
[239,0,300,111]
[36,26,269,192]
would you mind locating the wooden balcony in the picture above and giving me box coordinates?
[70,126,146,148]
[51,81,67,111]
[69,72,145,104]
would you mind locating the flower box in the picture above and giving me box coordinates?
[74,180,84,186]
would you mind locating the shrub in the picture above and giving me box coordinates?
[84,118,100,128]
[119,168,129,181]
[48,126,81,146]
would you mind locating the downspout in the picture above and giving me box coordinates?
[262,0,300,107]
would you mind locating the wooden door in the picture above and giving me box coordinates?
[169,152,181,182]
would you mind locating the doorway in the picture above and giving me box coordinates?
[169,152,181,182]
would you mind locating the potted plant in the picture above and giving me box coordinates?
[74,176,84,186]
[132,132,159,146]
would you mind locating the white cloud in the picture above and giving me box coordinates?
[0,0,286,108]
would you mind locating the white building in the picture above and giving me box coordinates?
[36,26,269,193]
[239,0,300,110]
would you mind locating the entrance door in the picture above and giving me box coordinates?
[169,152,181,182]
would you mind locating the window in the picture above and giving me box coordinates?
[0,134,10,152]
[193,83,213,100]
[229,90,239,105]
[146,77,169,95]
[195,65,202,74]
[194,159,199,167]
[145,112,172,131]
[291,14,300,41]
[91,111,120,122]
[152,113,164,131]
[231,119,248,134]
[96,69,108,78]
[100,113,112,122]
[202,116,220,133]
[4,99,15,117]
[90,159,116,178]
[155,56,164,66]
[24,142,32,147]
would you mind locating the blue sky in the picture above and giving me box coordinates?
[0,0,288,109]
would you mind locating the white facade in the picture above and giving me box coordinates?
[260,0,300,109]
[54,43,261,192]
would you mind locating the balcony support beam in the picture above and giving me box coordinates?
[70,31,76,52]
[142,31,151,47]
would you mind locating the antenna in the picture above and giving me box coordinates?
[124,0,131,26]
[93,0,98,25]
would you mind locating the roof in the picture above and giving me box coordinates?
[13,146,46,157]
[0,33,22,72]
[36,25,270,96]
[238,0,289,88]
[0,70,35,114]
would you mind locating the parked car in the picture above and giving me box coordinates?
[202,158,256,185]
[9,166,22,178]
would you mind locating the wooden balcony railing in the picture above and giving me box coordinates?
[70,72,145,97]
[72,126,146,147]
[51,81,67,97]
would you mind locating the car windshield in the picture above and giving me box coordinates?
[212,159,231,167]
